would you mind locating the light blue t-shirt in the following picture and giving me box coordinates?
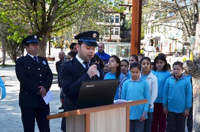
[152,70,171,103]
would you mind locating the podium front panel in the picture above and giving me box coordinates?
[66,115,85,132]
[90,107,126,132]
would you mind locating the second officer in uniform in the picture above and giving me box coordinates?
[15,35,53,132]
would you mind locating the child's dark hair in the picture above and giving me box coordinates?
[109,55,121,79]
[140,57,151,64]
[153,55,168,71]
[157,53,167,58]
[151,62,154,65]
[138,53,144,57]
[130,62,141,71]
[130,54,138,62]
[173,61,183,69]
[121,59,129,66]
[94,54,104,69]
[167,63,171,70]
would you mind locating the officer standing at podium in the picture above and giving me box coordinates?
[60,31,104,131]
[15,35,53,132]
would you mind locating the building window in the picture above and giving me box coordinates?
[110,16,114,23]
[115,15,119,23]
[115,28,119,35]
[111,28,114,35]
[105,15,109,22]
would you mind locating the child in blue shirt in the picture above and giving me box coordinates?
[121,62,150,132]
[104,55,126,100]
[121,59,131,79]
[163,61,192,132]
[0,76,6,100]
[140,57,158,132]
[151,55,171,132]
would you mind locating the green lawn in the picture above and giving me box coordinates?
[53,74,58,76]
[0,64,15,67]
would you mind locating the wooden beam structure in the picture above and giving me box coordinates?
[131,0,142,55]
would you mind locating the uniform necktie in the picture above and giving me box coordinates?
[83,61,89,70]
[33,56,38,63]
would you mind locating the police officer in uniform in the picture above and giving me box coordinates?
[60,31,104,131]
[15,35,53,132]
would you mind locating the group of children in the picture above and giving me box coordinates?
[101,53,192,132]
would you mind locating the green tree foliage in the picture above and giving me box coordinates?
[0,0,97,57]
[0,22,24,62]
[0,0,125,57]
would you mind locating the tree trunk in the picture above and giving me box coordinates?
[1,35,6,65]
[183,13,200,132]
[38,34,47,57]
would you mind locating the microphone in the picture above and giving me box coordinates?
[90,57,96,80]
[90,57,96,66]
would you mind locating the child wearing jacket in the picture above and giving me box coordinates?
[140,57,158,132]
[163,61,192,132]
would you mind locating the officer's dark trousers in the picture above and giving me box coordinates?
[166,112,186,132]
[20,105,50,132]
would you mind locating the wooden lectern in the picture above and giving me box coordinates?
[47,99,147,132]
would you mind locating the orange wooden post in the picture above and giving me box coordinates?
[131,0,142,55]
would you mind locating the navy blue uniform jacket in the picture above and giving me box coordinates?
[60,57,104,111]
[15,55,53,107]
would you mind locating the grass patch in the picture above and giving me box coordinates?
[53,74,58,76]
[0,64,15,67]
